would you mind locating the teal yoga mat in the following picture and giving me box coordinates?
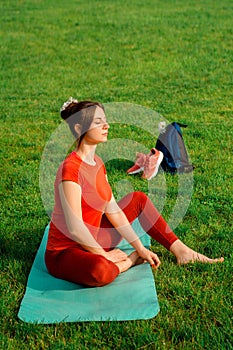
[18,220,159,323]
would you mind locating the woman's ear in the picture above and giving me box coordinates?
[74,123,81,138]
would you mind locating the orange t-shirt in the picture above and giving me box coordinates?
[46,151,112,251]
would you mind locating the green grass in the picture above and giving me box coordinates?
[1,0,233,349]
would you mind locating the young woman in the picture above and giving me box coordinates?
[45,98,223,287]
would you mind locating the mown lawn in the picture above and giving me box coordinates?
[0,0,232,349]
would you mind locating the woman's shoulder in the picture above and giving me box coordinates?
[57,151,82,180]
[63,151,81,166]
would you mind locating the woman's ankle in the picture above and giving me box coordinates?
[169,239,189,257]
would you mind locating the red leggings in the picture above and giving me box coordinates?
[45,191,178,287]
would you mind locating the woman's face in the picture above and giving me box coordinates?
[82,106,109,145]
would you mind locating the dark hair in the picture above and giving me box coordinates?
[61,100,105,147]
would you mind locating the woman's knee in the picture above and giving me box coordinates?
[88,256,119,287]
[131,191,149,209]
[121,191,148,206]
[133,191,148,202]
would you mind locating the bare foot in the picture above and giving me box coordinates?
[177,249,224,264]
[170,240,224,265]
[128,251,146,267]
[115,251,145,273]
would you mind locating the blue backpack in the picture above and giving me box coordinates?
[155,122,194,174]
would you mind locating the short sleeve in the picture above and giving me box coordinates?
[59,160,81,185]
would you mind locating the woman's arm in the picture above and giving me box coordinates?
[58,181,127,262]
[105,195,161,268]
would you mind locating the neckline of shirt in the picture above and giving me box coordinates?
[72,151,97,167]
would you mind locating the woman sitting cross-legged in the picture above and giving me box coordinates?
[45,98,224,287]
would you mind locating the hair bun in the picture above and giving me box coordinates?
[60,97,78,112]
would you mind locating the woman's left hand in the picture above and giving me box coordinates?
[137,247,161,269]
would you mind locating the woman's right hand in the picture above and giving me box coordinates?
[137,247,161,269]
[104,249,128,263]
